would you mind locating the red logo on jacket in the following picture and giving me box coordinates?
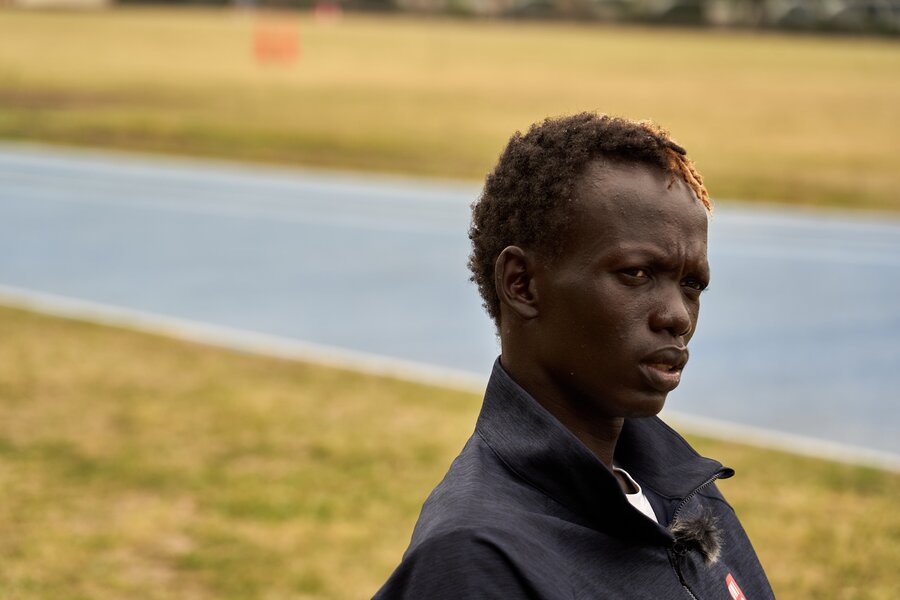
[725,573,747,600]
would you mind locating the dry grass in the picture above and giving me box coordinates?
[0,8,899,209]
[1,305,899,598]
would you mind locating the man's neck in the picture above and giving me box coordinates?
[499,353,627,483]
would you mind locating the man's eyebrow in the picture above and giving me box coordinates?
[609,244,673,259]
[611,244,710,270]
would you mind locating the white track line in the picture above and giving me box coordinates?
[0,284,486,392]
[0,142,481,204]
[2,185,465,236]
[660,410,900,473]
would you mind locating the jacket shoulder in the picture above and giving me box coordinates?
[373,526,567,600]
[373,435,575,599]
[414,432,549,529]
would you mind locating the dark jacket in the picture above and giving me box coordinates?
[374,360,775,599]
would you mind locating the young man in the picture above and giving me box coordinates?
[374,113,774,599]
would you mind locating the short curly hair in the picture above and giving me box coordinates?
[468,112,711,328]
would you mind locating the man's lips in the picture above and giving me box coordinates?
[639,347,689,392]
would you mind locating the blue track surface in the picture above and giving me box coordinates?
[2,144,899,455]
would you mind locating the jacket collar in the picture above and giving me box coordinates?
[475,358,732,543]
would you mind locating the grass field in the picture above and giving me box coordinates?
[1,8,899,210]
[1,304,898,599]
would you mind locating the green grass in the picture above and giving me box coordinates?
[1,7,899,210]
[0,304,898,598]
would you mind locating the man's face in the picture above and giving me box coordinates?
[530,161,710,419]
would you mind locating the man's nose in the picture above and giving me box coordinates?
[649,286,693,338]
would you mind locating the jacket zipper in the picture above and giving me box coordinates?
[668,470,727,600]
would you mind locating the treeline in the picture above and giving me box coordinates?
[121,0,900,34]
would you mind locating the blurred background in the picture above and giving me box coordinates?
[0,2,898,599]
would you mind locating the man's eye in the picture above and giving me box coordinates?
[682,277,709,292]
[622,268,650,278]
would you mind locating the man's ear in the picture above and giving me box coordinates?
[495,246,539,320]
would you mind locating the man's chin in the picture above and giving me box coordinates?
[623,392,668,419]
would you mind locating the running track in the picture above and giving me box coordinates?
[2,144,898,464]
